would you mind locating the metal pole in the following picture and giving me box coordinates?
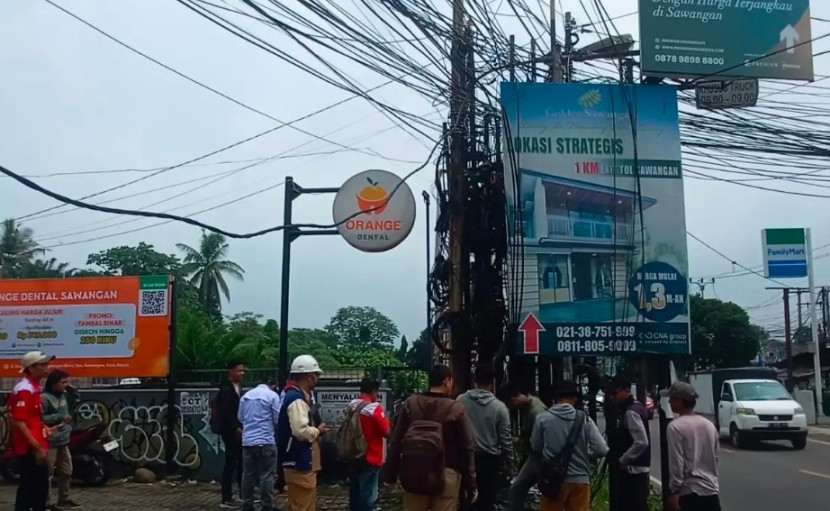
[423,191,432,370]
[165,277,179,475]
[807,229,824,418]
[798,289,804,329]
[658,360,672,511]
[278,177,295,387]
[785,288,793,387]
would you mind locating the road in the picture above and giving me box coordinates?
[645,419,830,510]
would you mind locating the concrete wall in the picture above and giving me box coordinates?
[0,385,390,481]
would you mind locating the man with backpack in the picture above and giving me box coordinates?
[216,360,245,509]
[608,377,651,511]
[457,365,513,511]
[385,364,477,511]
[531,381,608,511]
[338,378,389,511]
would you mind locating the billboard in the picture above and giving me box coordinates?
[0,275,171,377]
[501,82,690,356]
[762,228,808,278]
[639,0,813,81]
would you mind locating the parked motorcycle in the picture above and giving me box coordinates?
[0,422,119,486]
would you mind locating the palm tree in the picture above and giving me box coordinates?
[176,232,245,313]
[0,219,44,277]
[19,258,75,279]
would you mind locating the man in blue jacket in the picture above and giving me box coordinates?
[277,355,328,511]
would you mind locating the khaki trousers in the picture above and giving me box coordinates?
[403,468,461,511]
[540,482,591,511]
[47,445,72,505]
[284,468,317,511]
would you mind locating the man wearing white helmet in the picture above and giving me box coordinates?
[276,355,328,511]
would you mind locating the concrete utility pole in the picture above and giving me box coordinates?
[689,278,715,298]
[767,287,796,387]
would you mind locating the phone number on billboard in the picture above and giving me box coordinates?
[556,340,637,353]
[555,326,636,339]
[654,55,724,66]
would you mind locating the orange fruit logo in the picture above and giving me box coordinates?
[356,177,389,215]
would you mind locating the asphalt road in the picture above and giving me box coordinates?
[644,419,830,510]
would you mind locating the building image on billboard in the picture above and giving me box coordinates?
[501,82,690,356]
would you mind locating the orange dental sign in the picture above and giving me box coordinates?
[0,275,171,377]
[332,169,417,252]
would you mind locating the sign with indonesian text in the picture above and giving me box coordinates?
[332,169,416,252]
[0,276,171,377]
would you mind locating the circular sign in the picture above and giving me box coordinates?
[332,169,417,253]
[627,261,687,323]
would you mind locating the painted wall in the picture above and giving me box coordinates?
[0,385,389,481]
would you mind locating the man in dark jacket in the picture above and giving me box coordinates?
[218,360,245,508]
[608,377,651,511]
[503,382,548,511]
[386,364,477,511]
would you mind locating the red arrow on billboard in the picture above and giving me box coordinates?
[519,313,545,354]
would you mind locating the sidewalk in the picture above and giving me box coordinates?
[0,479,404,510]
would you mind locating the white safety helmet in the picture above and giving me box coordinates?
[290,354,323,375]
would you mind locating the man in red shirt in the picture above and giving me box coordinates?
[11,351,54,511]
[347,378,390,511]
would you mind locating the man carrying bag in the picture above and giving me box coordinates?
[531,381,609,511]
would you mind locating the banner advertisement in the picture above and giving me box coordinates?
[639,0,813,81]
[0,275,171,377]
[501,82,690,356]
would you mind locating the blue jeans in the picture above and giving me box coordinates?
[241,444,278,510]
[349,462,381,511]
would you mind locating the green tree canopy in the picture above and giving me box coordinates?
[0,219,44,277]
[325,306,400,349]
[18,258,75,279]
[689,295,760,370]
[86,242,181,277]
[406,328,433,370]
[177,232,244,314]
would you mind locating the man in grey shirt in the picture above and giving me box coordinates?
[667,382,720,511]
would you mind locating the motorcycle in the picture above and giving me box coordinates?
[0,422,119,486]
[0,386,119,486]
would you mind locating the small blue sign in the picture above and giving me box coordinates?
[628,262,687,323]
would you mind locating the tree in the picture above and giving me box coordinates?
[396,335,409,361]
[0,219,43,277]
[17,258,75,279]
[689,295,759,370]
[793,325,813,344]
[325,306,400,349]
[177,232,244,314]
[406,328,433,370]
[86,242,181,276]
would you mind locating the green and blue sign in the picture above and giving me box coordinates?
[501,83,690,357]
[763,228,808,278]
[639,0,814,81]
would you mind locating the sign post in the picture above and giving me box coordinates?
[639,0,814,80]
[695,79,759,110]
[762,227,823,419]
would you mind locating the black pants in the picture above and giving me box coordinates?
[15,453,49,511]
[679,494,721,511]
[472,453,502,511]
[617,471,650,511]
[222,434,243,502]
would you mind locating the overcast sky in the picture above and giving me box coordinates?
[2,0,829,344]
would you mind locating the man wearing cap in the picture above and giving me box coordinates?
[11,351,54,511]
[238,378,281,511]
[531,381,608,511]
[667,382,720,511]
[276,355,328,511]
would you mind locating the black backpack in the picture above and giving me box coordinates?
[538,411,586,499]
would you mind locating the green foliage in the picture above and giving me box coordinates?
[17,258,75,278]
[325,306,401,349]
[86,242,181,277]
[0,219,44,277]
[689,295,760,370]
[177,232,244,314]
[405,328,432,370]
[333,346,406,368]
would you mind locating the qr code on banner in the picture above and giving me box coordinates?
[139,289,168,317]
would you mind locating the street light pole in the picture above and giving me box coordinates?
[422,191,432,370]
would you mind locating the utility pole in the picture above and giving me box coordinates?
[768,287,794,387]
[448,0,470,393]
[797,288,805,329]
[689,277,715,298]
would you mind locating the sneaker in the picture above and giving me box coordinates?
[220,500,242,509]
[56,500,82,509]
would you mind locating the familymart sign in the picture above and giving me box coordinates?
[762,228,808,278]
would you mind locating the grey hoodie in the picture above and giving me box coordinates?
[531,403,609,484]
[457,388,513,460]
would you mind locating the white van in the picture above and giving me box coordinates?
[717,379,808,450]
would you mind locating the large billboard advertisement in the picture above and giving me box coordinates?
[501,82,690,356]
[0,276,171,377]
[639,0,814,81]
